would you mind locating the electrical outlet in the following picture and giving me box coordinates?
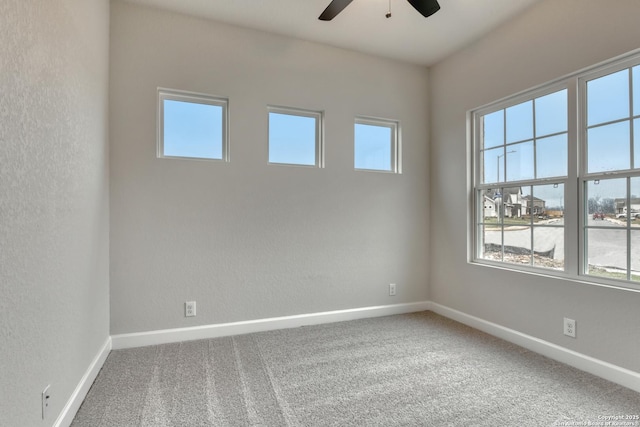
[563,317,576,338]
[185,301,196,317]
[42,385,51,420]
[389,283,397,296]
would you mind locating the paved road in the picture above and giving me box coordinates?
[484,217,640,270]
[586,217,640,271]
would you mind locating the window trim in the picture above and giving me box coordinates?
[267,105,324,168]
[469,48,640,293]
[472,83,571,274]
[157,88,229,162]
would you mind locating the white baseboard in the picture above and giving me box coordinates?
[111,301,431,350]
[430,302,640,394]
[54,337,112,427]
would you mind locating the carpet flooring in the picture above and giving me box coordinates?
[72,312,640,426]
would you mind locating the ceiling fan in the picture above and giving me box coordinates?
[319,0,441,21]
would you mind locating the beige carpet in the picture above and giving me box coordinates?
[72,312,640,426]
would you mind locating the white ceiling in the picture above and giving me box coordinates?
[124,0,539,66]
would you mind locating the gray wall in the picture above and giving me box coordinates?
[429,0,640,372]
[109,1,430,335]
[0,1,110,426]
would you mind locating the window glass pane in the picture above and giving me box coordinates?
[585,178,627,280]
[587,69,629,126]
[479,223,502,262]
[629,177,640,281]
[478,188,503,263]
[532,183,564,217]
[506,100,533,143]
[163,100,223,159]
[631,231,640,280]
[536,134,567,178]
[630,177,640,228]
[499,190,531,263]
[587,229,627,279]
[633,65,640,117]
[506,141,534,182]
[503,225,532,265]
[483,110,504,149]
[530,184,564,270]
[586,178,625,219]
[587,121,630,173]
[533,227,563,270]
[480,188,499,222]
[482,147,502,184]
[535,89,567,137]
[521,185,533,222]
[501,186,526,221]
[269,112,317,166]
[354,123,393,171]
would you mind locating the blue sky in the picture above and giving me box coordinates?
[268,112,317,166]
[354,123,393,171]
[163,99,223,159]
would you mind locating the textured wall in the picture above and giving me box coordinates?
[429,0,640,372]
[0,1,110,426]
[109,1,429,334]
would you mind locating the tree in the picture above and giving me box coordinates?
[587,196,601,214]
[601,198,615,214]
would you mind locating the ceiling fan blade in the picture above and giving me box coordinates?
[319,0,354,21]
[406,0,440,18]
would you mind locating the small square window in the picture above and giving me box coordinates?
[158,88,228,161]
[268,106,323,167]
[354,117,400,173]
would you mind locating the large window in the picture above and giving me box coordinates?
[268,106,324,167]
[158,89,228,161]
[471,50,640,290]
[475,88,568,271]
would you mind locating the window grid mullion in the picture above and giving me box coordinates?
[532,100,538,180]
[502,110,506,183]
[630,69,635,170]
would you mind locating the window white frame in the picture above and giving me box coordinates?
[354,116,401,173]
[470,49,640,292]
[472,83,571,273]
[267,105,324,168]
[157,88,229,161]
